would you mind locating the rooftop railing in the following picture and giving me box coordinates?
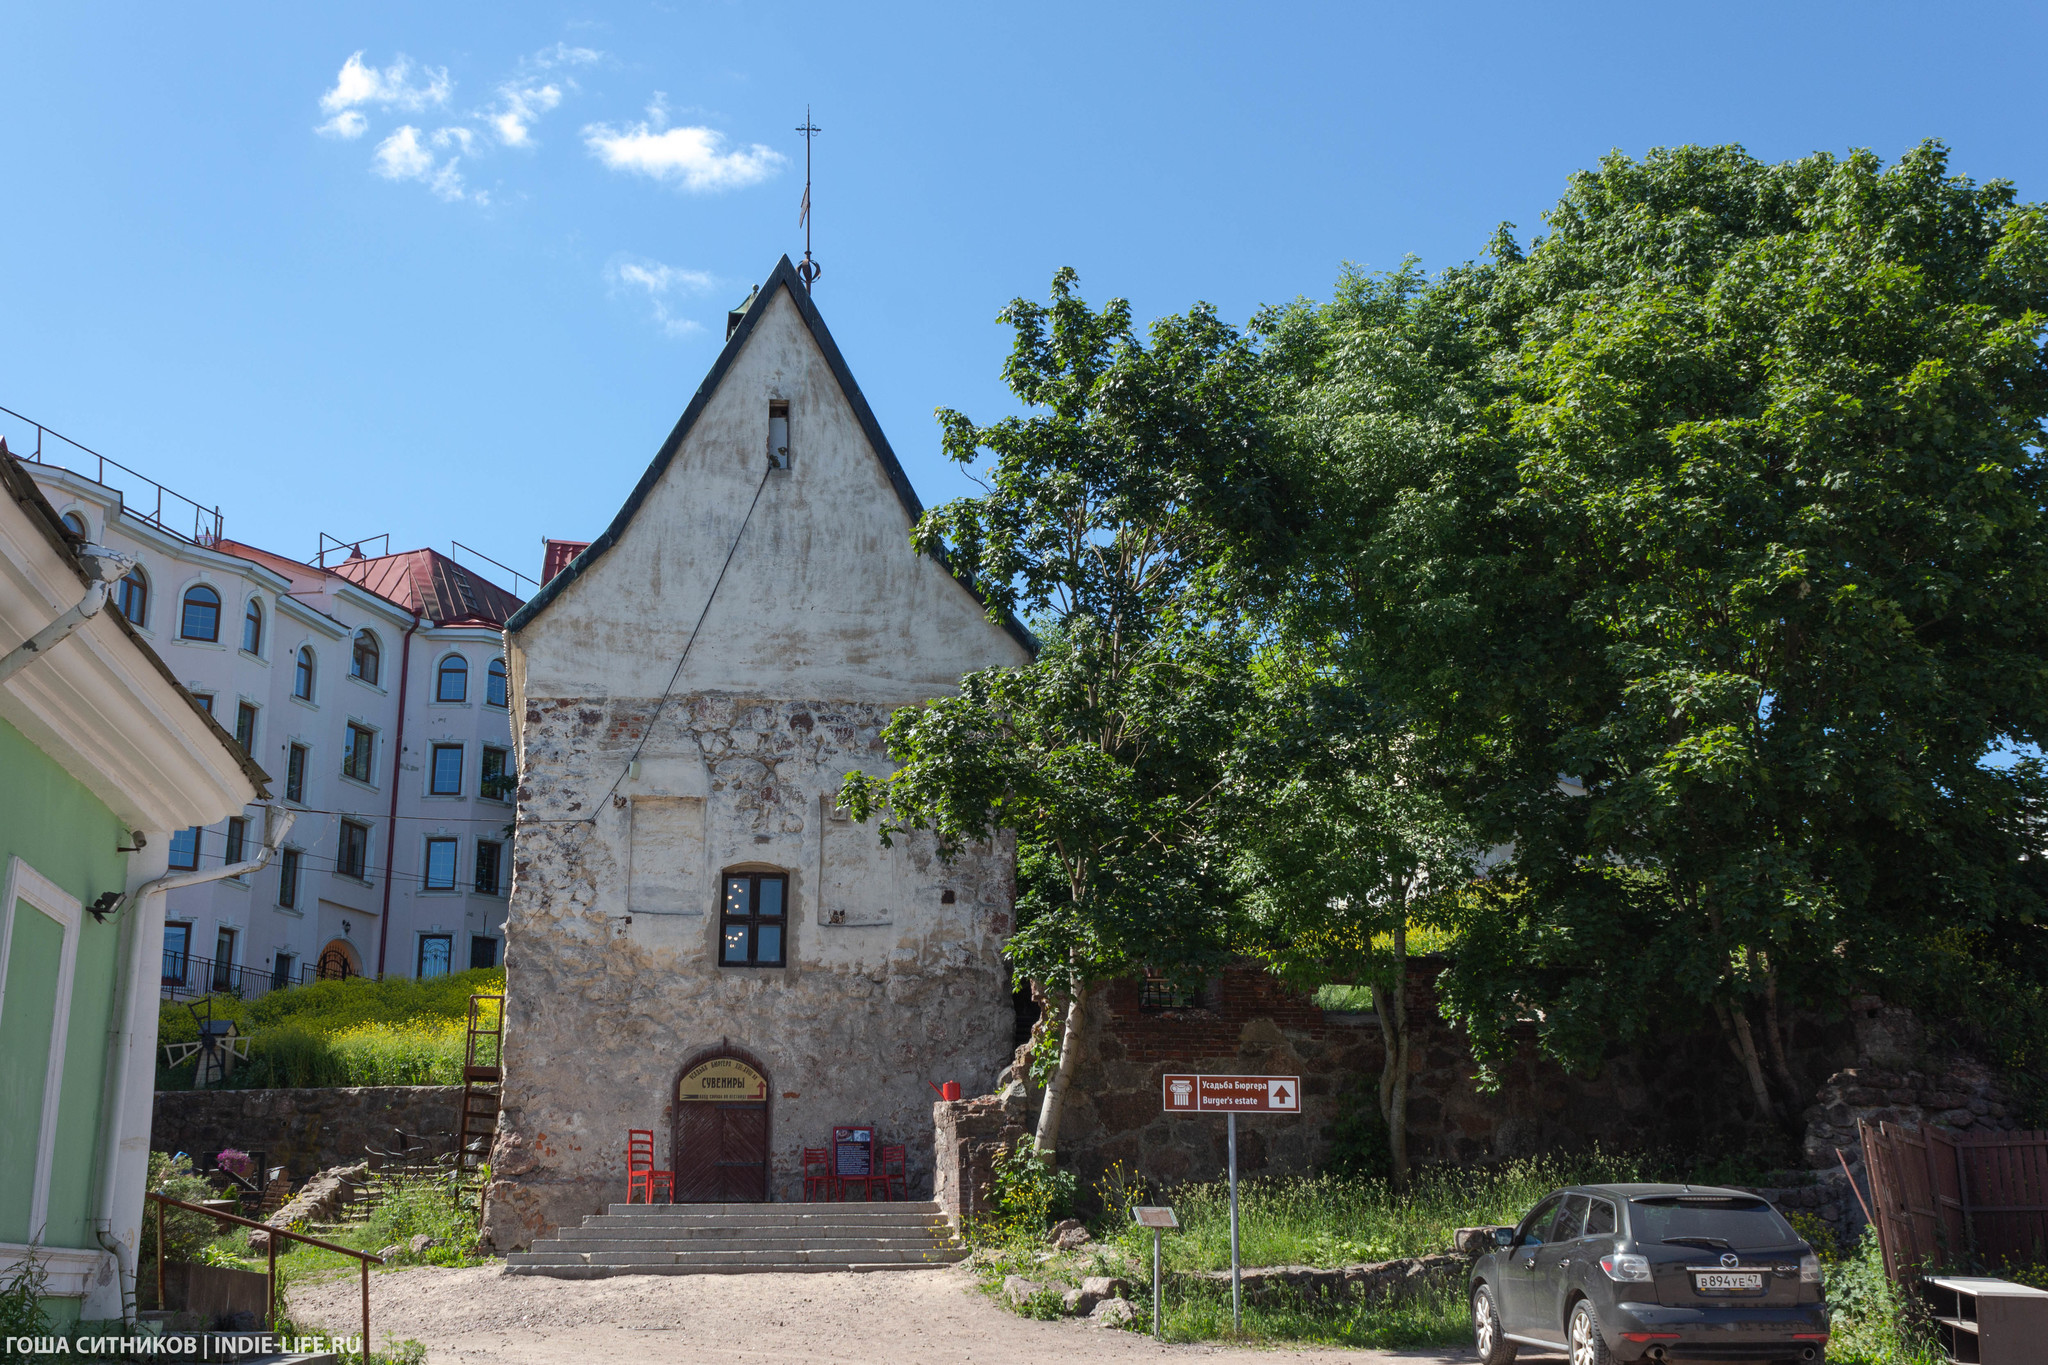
[0,402,224,546]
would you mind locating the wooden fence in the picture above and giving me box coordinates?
[1860,1119,2048,1280]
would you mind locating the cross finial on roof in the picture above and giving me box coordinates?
[796,106,821,291]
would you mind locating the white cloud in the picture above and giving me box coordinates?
[583,116,785,191]
[491,82,562,147]
[316,52,452,137]
[372,126,476,202]
[530,43,602,71]
[607,258,715,337]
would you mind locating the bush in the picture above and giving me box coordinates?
[967,1141,1077,1247]
[0,1249,48,1362]
[157,968,502,1089]
[1821,1230,1944,1365]
[360,1173,484,1266]
[139,1153,221,1272]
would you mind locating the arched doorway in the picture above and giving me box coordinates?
[317,939,360,980]
[672,1047,771,1203]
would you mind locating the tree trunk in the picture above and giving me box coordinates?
[1371,921,1411,1188]
[1034,987,1089,1159]
[1714,999,1777,1123]
[1760,962,1803,1111]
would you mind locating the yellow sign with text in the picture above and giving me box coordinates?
[677,1057,768,1103]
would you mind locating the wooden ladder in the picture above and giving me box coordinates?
[459,994,505,1179]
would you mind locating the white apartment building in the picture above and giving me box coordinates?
[27,460,521,993]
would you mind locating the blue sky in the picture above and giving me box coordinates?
[2,2,2044,594]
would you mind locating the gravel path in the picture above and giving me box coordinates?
[288,1264,1501,1364]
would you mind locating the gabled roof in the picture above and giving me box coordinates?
[504,255,1035,655]
[328,548,524,628]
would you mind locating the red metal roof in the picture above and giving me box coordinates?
[541,539,589,586]
[327,548,524,627]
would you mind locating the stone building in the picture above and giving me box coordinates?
[484,257,1034,1247]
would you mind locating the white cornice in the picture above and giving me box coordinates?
[0,499,263,830]
[277,593,350,638]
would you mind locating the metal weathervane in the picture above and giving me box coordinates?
[796,107,822,289]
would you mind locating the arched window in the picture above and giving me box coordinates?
[351,630,380,685]
[60,511,87,538]
[294,646,315,700]
[180,584,221,641]
[436,654,468,703]
[487,658,509,709]
[241,597,263,654]
[115,566,148,627]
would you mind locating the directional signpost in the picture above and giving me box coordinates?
[1162,1074,1300,1332]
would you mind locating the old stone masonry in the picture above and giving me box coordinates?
[483,258,1033,1250]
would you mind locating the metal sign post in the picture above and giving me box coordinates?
[1132,1206,1179,1339]
[1161,1074,1300,1338]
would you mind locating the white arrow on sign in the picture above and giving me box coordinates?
[1267,1079,1297,1110]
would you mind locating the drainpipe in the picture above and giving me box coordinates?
[92,802,296,1325]
[375,610,422,978]
[0,545,135,686]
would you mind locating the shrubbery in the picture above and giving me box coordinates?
[157,968,501,1089]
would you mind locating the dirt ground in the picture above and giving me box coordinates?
[288,1264,1513,1364]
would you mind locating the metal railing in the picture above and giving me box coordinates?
[0,403,224,546]
[160,952,320,1002]
[148,1191,375,1363]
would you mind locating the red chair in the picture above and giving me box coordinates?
[876,1144,908,1202]
[625,1129,672,1204]
[801,1146,836,1202]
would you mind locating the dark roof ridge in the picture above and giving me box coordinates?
[504,255,1035,656]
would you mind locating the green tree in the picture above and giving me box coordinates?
[1226,655,1478,1184]
[1264,142,2048,1125]
[843,269,1281,1158]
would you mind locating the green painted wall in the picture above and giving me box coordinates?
[0,715,129,1266]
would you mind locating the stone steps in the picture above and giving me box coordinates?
[503,1200,966,1277]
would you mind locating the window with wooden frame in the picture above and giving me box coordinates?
[294,646,315,700]
[436,654,468,703]
[191,693,214,716]
[162,923,192,985]
[720,871,787,968]
[337,820,370,880]
[417,934,452,979]
[285,743,308,804]
[429,744,464,795]
[235,702,258,754]
[241,597,263,654]
[342,723,375,783]
[277,847,301,909]
[225,816,248,865]
[480,746,513,801]
[181,585,220,641]
[116,566,148,627]
[168,827,200,872]
[423,837,458,890]
[351,630,380,685]
[486,658,508,708]
[474,839,503,895]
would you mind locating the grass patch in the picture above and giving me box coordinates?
[157,968,501,1089]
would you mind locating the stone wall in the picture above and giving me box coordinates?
[484,692,1016,1251]
[151,1086,462,1179]
[935,960,1873,1221]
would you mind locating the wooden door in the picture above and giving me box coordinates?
[674,1102,768,1202]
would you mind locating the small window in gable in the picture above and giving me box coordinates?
[768,401,790,469]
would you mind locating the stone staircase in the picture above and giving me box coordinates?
[503,1201,967,1277]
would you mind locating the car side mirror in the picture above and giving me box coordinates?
[1493,1226,1516,1249]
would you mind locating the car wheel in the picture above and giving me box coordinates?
[1473,1284,1516,1365]
[1568,1299,1616,1365]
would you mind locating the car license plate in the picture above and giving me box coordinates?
[1694,1272,1763,1293]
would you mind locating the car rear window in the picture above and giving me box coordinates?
[1629,1196,1795,1247]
